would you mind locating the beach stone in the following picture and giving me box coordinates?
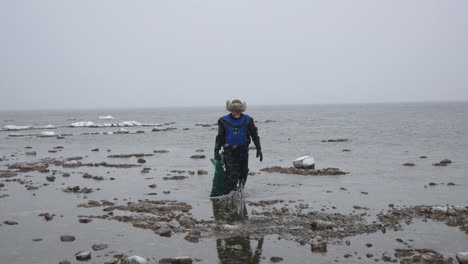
[60,235,75,242]
[59,260,71,264]
[403,163,415,166]
[75,251,91,261]
[428,182,438,186]
[270,256,284,262]
[0,183,4,188]
[62,173,70,177]
[148,184,157,188]
[184,230,200,243]
[447,182,456,186]
[366,253,373,258]
[25,151,37,156]
[420,156,427,159]
[79,218,92,224]
[91,148,99,152]
[173,257,193,264]
[178,215,196,228]
[32,238,43,242]
[395,249,452,264]
[457,252,468,264]
[123,256,148,264]
[46,175,56,182]
[190,155,206,159]
[137,158,146,163]
[3,220,18,225]
[342,149,351,152]
[197,170,208,175]
[433,159,452,166]
[157,228,172,237]
[310,242,327,253]
[0,171,18,178]
[365,243,373,247]
[92,243,108,251]
[82,173,92,179]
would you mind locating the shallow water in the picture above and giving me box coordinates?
[1,102,467,263]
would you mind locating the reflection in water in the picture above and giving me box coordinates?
[212,191,264,264]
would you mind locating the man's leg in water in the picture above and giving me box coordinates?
[238,151,249,190]
[223,150,240,193]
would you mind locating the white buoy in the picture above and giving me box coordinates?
[293,156,315,169]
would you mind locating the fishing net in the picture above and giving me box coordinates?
[210,157,229,197]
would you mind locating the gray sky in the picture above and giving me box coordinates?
[1,0,468,110]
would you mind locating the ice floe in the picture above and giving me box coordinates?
[68,120,143,128]
[3,125,32,131]
[69,121,97,127]
[39,131,57,137]
[99,115,114,120]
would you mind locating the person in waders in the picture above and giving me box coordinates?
[214,99,262,193]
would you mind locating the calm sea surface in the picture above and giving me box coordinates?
[1,102,467,263]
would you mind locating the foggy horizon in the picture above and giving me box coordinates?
[2,0,468,110]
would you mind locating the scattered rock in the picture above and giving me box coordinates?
[75,251,91,261]
[3,220,18,225]
[137,158,146,164]
[163,176,188,180]
[365,243,373,247]
[25,151,37,156]
[311,220,334,231]
[447,182,456,186]
[153,150,169,153]
[260,166,347,176]
[38,212,55,221]
[428,182,438,186]
[190,155,206,159]
[63,186,93,194]
[108,153,153,158]
[46,175,56,182]
[32,238,43,242]
[270,256,284,263]
[0,171,18,178]
[420,156,427,159]
[172,257,193,264]
[148,184,157,188]
[60,235,75,242]
[403,163,415,167]
[8,162,48,172]
[79,218,92,224]
[59,260,71,264]
[62,173,70,177]
[92,243,108,251]
[321,138,349,142]
[433,159,452,166]
[394,248,452,264]
[157,228,172,237]
[152,127,177,132]
[195,149,204,152]
[342,149,352,152]
[184,230,200,243]
[0,183,4,188]
[311,242,327,253]
[197,170,208,175]
[366,253,373,258]
[122,255,148,264]
[91,148,99,152]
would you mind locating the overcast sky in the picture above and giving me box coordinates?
[1,0,467,110]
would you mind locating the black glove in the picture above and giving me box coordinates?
[256,149,263,162]
[214,149,221,160]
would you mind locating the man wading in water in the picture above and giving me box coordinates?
[214,99,263,192]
